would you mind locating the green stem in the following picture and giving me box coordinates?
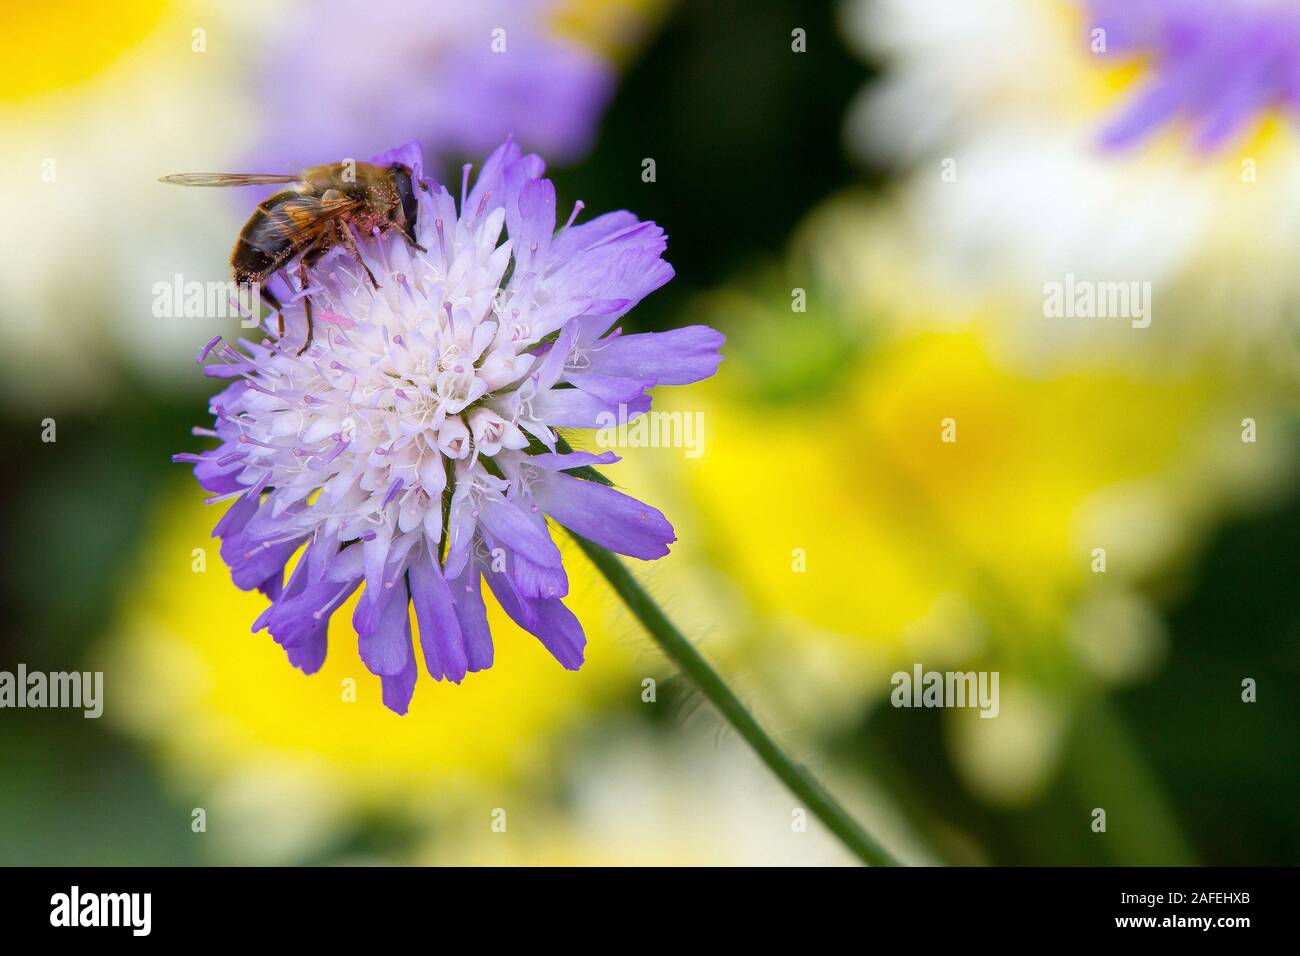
[570,531,903,867]
[1070,697,1197,866]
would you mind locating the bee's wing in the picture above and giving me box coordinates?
[272,195,367,243]
[159,173,300,187]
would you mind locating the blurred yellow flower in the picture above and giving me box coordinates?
[699,321,1281,656]
[551,0,672,63]
[105,481,685,860]
[665,194,1295,798]
[0,1,171,103]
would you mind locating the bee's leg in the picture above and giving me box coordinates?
[403,228,428,255]
[295,259,315,355]
[337,222,381,290]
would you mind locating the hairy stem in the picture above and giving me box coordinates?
[570,531,903,867]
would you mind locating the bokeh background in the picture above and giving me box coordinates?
[1,0,1296,866]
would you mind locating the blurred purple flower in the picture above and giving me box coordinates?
[1086,0,1300,150]
[253,0,614,174]
[177,140,724,714]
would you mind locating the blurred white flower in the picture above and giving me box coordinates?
[842,0,1300,378]
[425,723,935,865]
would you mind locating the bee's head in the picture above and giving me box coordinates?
[388,163,420,246]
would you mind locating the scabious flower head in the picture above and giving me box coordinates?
[1087,0,1300,150]
[177,140,724,714]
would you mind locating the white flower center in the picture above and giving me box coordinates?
[221,203,542,546]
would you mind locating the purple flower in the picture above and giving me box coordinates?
[177,141,723,714]
[252,0,614,175]
[1085,0,1300,151]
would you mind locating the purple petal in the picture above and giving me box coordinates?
[409,553,468,683]
[1087,0,1300,152]
[526,451,620,471]
[546,229,673,315]
[534,472,676,560]
[222,532,302,593]
[531,319,580,393]
[285,627,328,675]
[465,141,536,220]
[381,654,418,715]
[474,495,563,574]
[194,449,250,496]
[442,492,479,582]
[563,372,656,406]
[266,573,359,650]
[586,326,725,386]
[550,211,639,264]
[508,176,557,269]
[447,561,494,672]
[485,573,586,670]
[482,531,567,601]
[355,576,412,677]
[529,388,651,429]
[369,140,424,182]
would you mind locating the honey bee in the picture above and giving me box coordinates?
[160,161,426,352]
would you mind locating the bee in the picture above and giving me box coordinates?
[160,161,426,352]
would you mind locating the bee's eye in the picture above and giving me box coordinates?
[391,165,418,231]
